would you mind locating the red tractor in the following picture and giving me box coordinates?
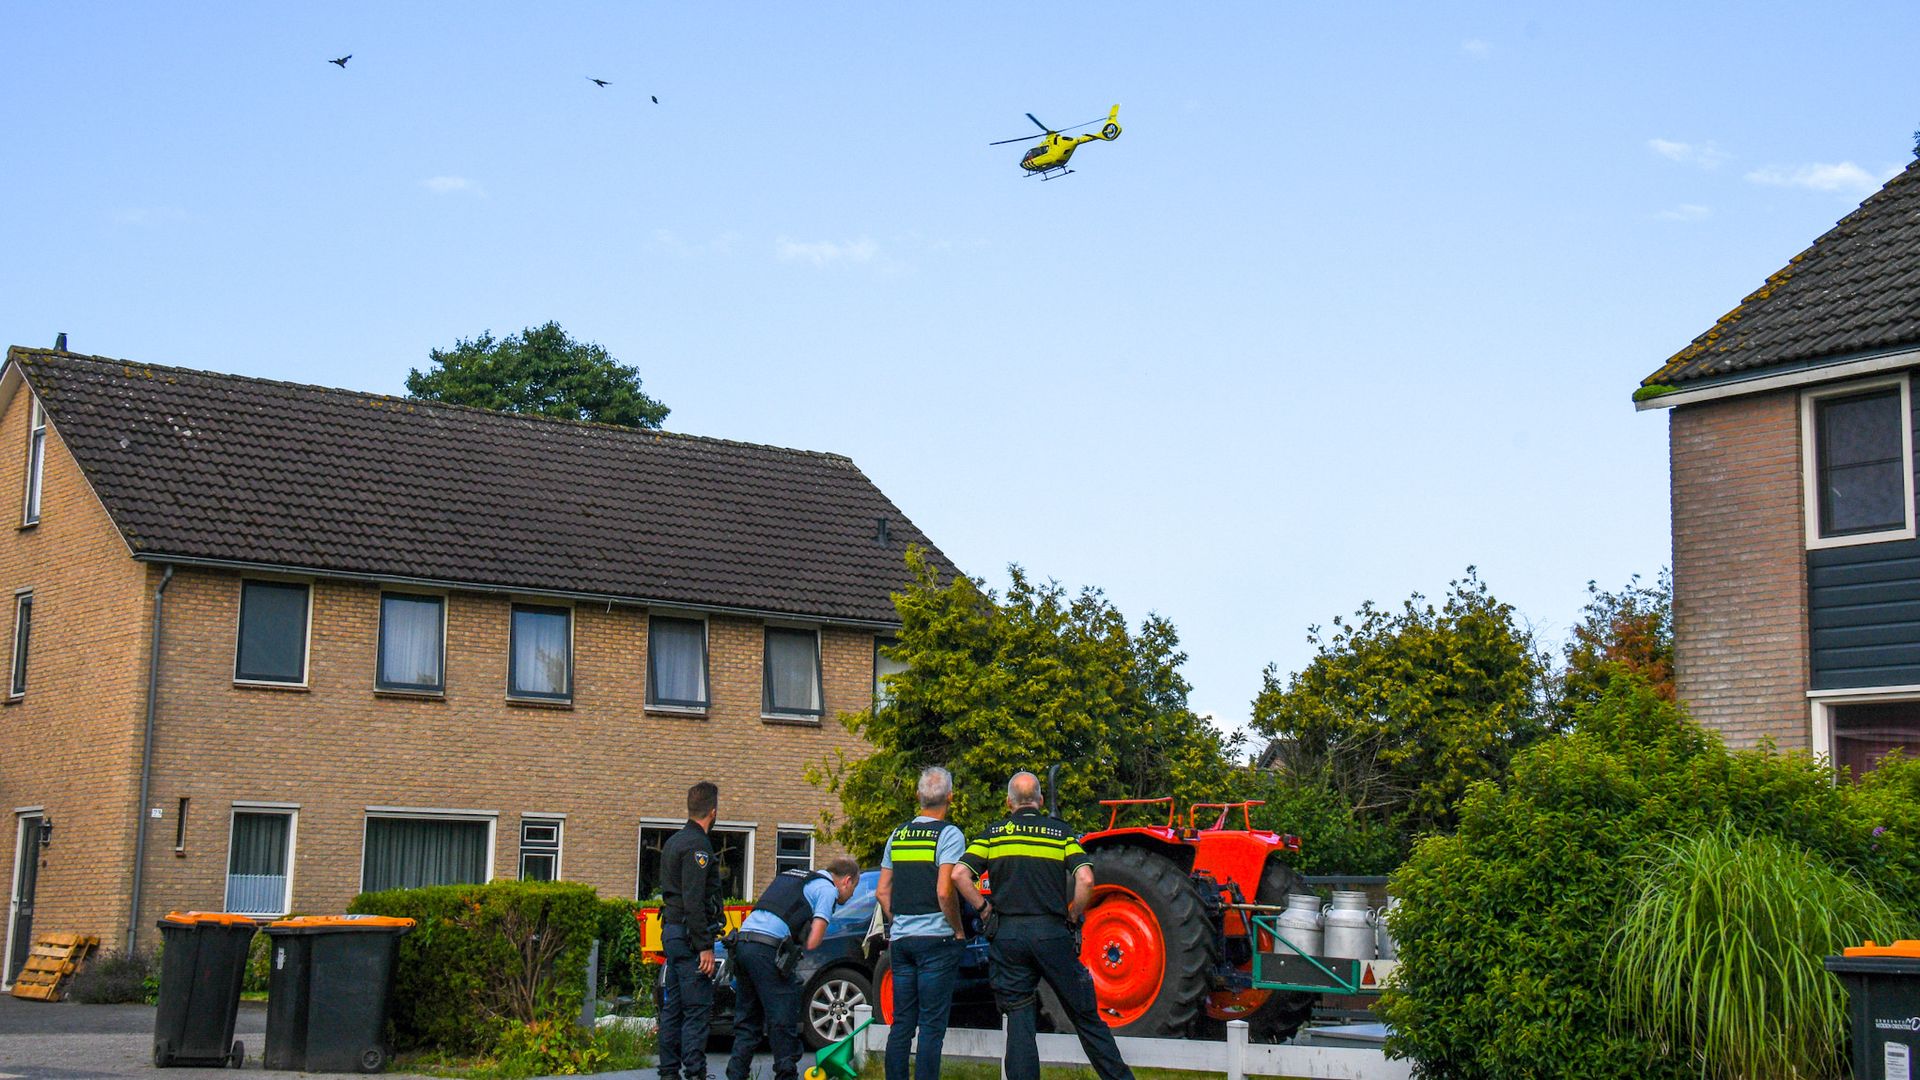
[1068,796,1319,1042]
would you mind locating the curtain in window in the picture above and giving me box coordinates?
[650,618,707,705]
[226,812,291,915]
[238,582,308,682]
[11,595,30,697]
[363,817,488,892]
[511,607,571,697]
[1832,701,1920,780]
[380,594,443,689]
[874,639,908,705]
[765,628,821,714]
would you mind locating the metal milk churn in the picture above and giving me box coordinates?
[1323,890,1378,961]
[1276,893,1324,957]
[1376,896,1399,960]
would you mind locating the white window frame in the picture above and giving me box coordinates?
[375,590,449,694]
[359,807,498,892]
[9,590,29,700]
[1810,686,1920,776]
[506,601,575,703]
[224,805,298,918]
[645,611,711,713]
[233,578,314,687]
[775,824,815,875]
[519,815,565,882]
[1801,374,1917,550]
[22,398,44,528]
[637,817,758,900]
[762,623,825,721]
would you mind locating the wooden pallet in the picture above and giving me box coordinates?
[9,933,99,1001]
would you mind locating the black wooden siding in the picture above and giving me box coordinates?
[1810,539,1920,689]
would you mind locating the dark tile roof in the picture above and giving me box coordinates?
[1644,158,1920,389]
[14,348,953,624]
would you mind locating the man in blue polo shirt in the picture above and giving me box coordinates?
[878,766,967,1080]
[726,855,861,1080]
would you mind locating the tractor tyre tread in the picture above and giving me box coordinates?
[1087,844,1217,1038]
[1245,857,1318,1043]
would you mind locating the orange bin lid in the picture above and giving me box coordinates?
[267,914,416,930]
[1843,939,1920,958]
[159,911,260,927]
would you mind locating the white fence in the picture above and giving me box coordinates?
[851,1005,1413,1080]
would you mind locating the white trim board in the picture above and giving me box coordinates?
[1637,347,1920,411]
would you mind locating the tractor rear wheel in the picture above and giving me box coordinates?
[1083,845,1216,1037]
[1243,858,1318,1042]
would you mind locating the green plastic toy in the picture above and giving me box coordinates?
[803,1018,874,1080]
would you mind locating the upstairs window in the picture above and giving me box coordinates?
[23,398,45,526]
[509,604,572,701]
[874,637,908,708]
[378,593,445,692]
[647,616,709,709]
[9,591,29,698]
[764,627,823,718]
[235,581,310,684]
[1806,378,1915,548]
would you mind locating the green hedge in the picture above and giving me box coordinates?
[348,880,602,1052]
[1377,678,1920,1080]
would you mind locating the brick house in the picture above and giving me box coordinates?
[1640,159,1920,775]
[0,346,953,983]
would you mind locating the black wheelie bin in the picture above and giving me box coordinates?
[263,914,415,1073]
[1827,939,1920,1080]
[152,911,258,1068]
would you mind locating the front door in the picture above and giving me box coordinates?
[8,815,41,985]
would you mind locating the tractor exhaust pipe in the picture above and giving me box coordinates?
[1046,763,1062,816]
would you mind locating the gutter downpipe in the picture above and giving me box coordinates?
[126,564,174,953]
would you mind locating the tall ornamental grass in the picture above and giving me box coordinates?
[1610,827,1905,1080]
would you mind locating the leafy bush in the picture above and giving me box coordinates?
[491,1018,608,1078]
[596,899,646,1003]
[349,880,602,1053]
[244,930,271,994]
[1378,677,1912,1080]
[1235,772,1408,875]
[1611,827,1901,1080]
[67,947,158,1004]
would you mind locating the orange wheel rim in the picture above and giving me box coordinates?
[878,966,894,1024]
[1205,987,1272,1020]
[1081,884,1166,1026]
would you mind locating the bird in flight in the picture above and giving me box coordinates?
[588,77,609,87]
[329,55,351,68]
[651,95,659,104]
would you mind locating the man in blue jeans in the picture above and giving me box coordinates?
[726,856,861,1080]
[877,767,968,1080]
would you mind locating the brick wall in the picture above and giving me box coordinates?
[133,571,881,937]
[1669,390,1811,748]
[0,384,151,959]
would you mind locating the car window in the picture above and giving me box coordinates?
[826,870,880,931]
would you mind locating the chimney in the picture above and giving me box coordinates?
[875,517,891,545]
[53,332,67,351]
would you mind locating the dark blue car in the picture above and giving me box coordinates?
[667,869,998,1049]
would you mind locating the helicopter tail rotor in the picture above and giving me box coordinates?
[1097,104,1121,141]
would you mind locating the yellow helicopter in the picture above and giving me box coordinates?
[991,105,1121,180]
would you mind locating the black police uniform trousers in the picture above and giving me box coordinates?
[726,939,806,1080]
[658,923,716,1080]
[989,916,1134,1080]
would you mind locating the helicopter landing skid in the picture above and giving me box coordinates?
[1028,168,1075,181]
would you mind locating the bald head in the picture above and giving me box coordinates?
[1007,771,1043,810]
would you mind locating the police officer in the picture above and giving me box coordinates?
[659,781,724,1080]
[953,772,1133,1080]
[726,855,862,1080]
[877,767,967,1080]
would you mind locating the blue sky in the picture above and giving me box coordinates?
[5,3,1916,732]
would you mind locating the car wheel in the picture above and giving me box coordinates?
[803,967,873,1050]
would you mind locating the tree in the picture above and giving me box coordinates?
[808,549,1243,863]
[1561,570,1675,708]
[1249,568,1554,836]
[406,322,669,428]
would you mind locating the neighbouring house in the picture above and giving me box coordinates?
[1639,158,1920,777]
[0,346,949,984]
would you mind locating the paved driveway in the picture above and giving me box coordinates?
[0,996,429,1079]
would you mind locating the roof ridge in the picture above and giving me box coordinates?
[6,346,857,465]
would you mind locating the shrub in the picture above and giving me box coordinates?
[1377,676,1909,1080]
[491,1018,609,1078]
[349,880,602,1053]
[68,947,158,1004]
[1611,827,1902,1080]
[244,930,271,994]
[1236,772,1409,875]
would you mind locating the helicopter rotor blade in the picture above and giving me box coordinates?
[989,134,1043,145]
[1027,113,1052,133]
